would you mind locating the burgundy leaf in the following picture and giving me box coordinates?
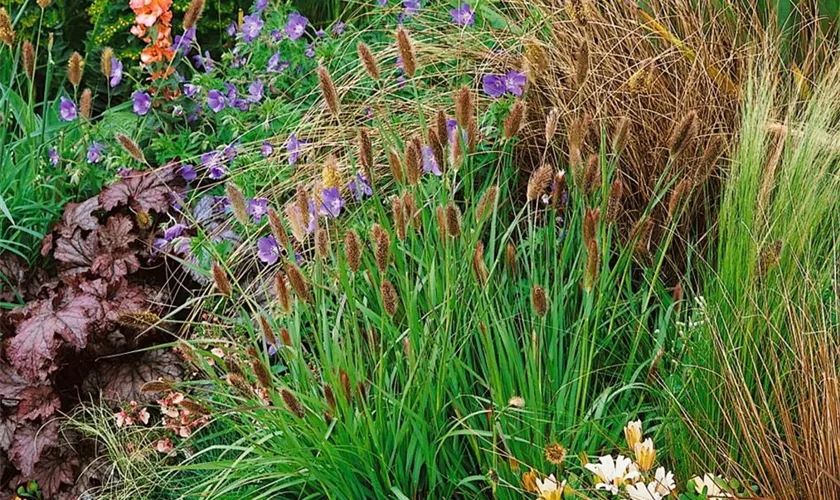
[84,349,183,403]
[17,385,61,421]
[29,449,79,498]
[57,197,101,238]
[78,279,150,327]
[90,251,141,282]
[99,167,176,213]
[0,362,30,399]
[99,215,136,250]
[40,232,54,257]
[0,412,16,450]
[9,419,59,476]
[54,230,99,276]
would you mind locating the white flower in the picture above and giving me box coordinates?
[585,455,640,495]
[624,420,643,449]
[626,481,662,500]
[535,473,565,500]
[690,474,732,498]
[652,467,676,496]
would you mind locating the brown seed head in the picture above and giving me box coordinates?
[372,223,391,273]
[285,263,311,303]
[358,128,373,179]
[455,85,473,127]
[667,110,698,159]
[340,369,352,405]
[183,0,205,29]
[296,185,311,231]
[606,180,624,223]
[380,279,398,316]
[472,241,489,286]
[667,179,691,221]
[584,239,600,292]
[445,203,461,238]
[251,357,272,389]
[392,196,406,241]
[583,208,600,245]
[613,116,631,154]
[180,400,209,416]
[405,137,422,185]
[212,263,232,297]
[116,133,146,163]
[268,207,290,250]
[436,110,449,148]
[0,8,15,46]
[527,164,553,202]
[259,315,276,346]
[583,154,601,195]
[79,88,92,119]
[503,100,526,140]
[344,229,361,273]
[695,135,723,186]
[545,107,560,143]
[226,373,252,397]
[436,206,447,244]
[758,240,782,278]
[395,27,416,78]
[545,443,567,465]
[357,42,380,81]
[323,384,337,410]
[531,285,547,317]
[505,242,517,279]
[315,228,330,260]
[466,117,478,153]
[140,380,172,393]
[317,66,341,117]
[23,41,35,79]
[551,171,567,209]
[631,217,653,261]
[281,389,306,418]
[37,0,52,9]
[100,47,113,78]
[68,51,84,87]
[427,128,445,172]
[280,327,292,347]
[285,204,306,243]
[475,185,498,223]
[575,39,589,87]
[402,191,419,229]
[225,183,249,225]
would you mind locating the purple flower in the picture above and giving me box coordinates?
[504,71,527,96]
[184,83,201,98]
[319,187,345,218]
[109,57,123,87]
[396,75,407,88]
[267,52,290,73]
[446,118,458,144]
[332,21,346,36]
[482,74,506,98]
[270,29,283,42]
[224,82,238,100]
[257,235,282,264]
[48,148,59,166]
[285,12,308,40]
[174,27,196,55]
[377,0,387,6]
[287,134,302,165]
[254,0,268,12]
[58,97,77,121]
[193,51,214,72]
[421,146,442,176]
[248,197,269,223]
[209,164,226,179]
[403,0,421,16]
[261,141,274,157]
[226,22,238,36]
[207,89,226,113]
[348,173,373,200]
[179,164,197,181]
[132,90,152,115]
[316,29,326,38]
[304,43,316,59]
[248,80,264,102]
[164,223,188,241]
[202,151,226,179]
[241,13,264,43]
[86,142,105,164]
[117,167,134,177]
[223,144,238,162]
[450,3,475,25]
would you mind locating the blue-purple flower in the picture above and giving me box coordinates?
[504,70,527,96]
[348,173,373,200]
[179,164,197,181]
[248,197,269,223]
[164,223,188,241]
[209,164,226,180]
[48,148,59,167]
[403,0,421,16]
[223,144,238,162]
[257,235,282,264]
[267,52,290,73]
[304,44,315,59]
[261,141,274,157]
[285,12,308,40]
[482,74,507,98]
[193,51,214,72]
[270,29,283,42]
[207,89,226,113]
[254,0,268,12]
[241,13,264,43]
[316,29,326,38]
[226,22,238,37]
[86,142,105,164]
[58,97,77,121]
[202,151,225,179]
[117,167,134,177]
[450,3,475,25]
[184,83,201,98]
[287,134,302,164]
[109,56,123,87]
[377,0,387,6]
[421,146,442,176]
[248,80,264,102]
[319,187,345,218]
[332,21,346,36]
[174,27,196,55]
[132,90,152,115]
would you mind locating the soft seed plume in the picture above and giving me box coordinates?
[606,180,624,223]
[274,272,292,314]
[79,88,93,120]
[472,241,489,286]
[428,128,445,172]
[116,133,146,163]
[100,47,113,78]
[359,128,373,180]
[503,100,526,140]
[466,117,478,153]
[475,185,498,222]
[23,41,35,79]
[268,207,290,250]
[212,263,232,297]
[388,149,404,184]
[667,110,698,158]
[583,154,601,195]
[318,66,341,118]
[286,204,306,243]
[436,110,449,149]
[251,357,272,390]
[445,203,462,238]
[259,315,276,347]
[280,327,292,347]
[0,8,15,46]
[380,279,399,316]
[583,208,600,245]
[323,384,337,410]
[395,26,416,78]
[527,164,553,202]
[631,217,653,261]
[226,373,251,397]
[531,285,547,317]
[392,196,406,241]
[612,116,632,154]
[281,389,306,418]
[575,39,589,87]
[405,138,422,185]
[545,107,560,143]
[285,262,311,303]
[180,400,209,416]
[340,369,352,404]
[695,135,723,186]
[37,0,52,9]
[68,51,84,87]
[455,85,473,127]
[357,41,380,81]
[372,223,391,273]
[296,185,311,230]
[225,183,249,225]
[545,443,567,466]
[551,171,567,209]
[667,179,691,221]
[321,154,341,189]
[402,191,419,230]
[315,228,330,260]
[140,380,171,393]
[435,206,447,244]
[344,229,361,273]
[505,242,517,279]
[584,239,600,291]
[568,117,584,182]
[183,0,205,29]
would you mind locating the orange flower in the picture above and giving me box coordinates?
[130,0,172,27]
[141,44,174,65]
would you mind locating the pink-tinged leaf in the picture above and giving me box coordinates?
[84,350,183,403]
[16,385,61,421]
[90,251,140,282]
[0,362,30,399]
[53,230,99,276]
[99,215,135,250]
[29,449,79,498]
[99,167,176,213]
[40,232,54,257]
[78,279,150,327]
[0,412,16,449]
[9,419,59,476]
[57,198,101,238]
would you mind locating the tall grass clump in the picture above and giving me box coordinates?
[666,58,840,499]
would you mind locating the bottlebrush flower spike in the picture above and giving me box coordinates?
[344,229,361,273]
[357,41,380,81]
[285,262,311,303]
[380,279,398,316]
[281,389,306,418]
[318,66,341,117]
[531,285,547,317]
[667,110,698,159]
[212,263,232,297]
[395,26,416,78]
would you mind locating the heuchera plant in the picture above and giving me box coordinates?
[0,166,185,498]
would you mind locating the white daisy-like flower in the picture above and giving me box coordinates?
[690,474,732,498]
[584,454,640,495]
[626,481,662,500]
[652,467,676,496]
[535,473,565,500]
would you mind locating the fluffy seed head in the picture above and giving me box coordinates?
[212,263,232,297]
[318,66,341,117]
[225,183,249,225]
[575,39,589,87]
[612,116,632,154]
[405,137,422,185]
[296,185,310,230]
[545,107,560,143]
[436,110,449,149]
[695,135,723,186]
[23,41,35,79]
[251,357,272,389]
[583,154,601,195]
[281,389,306,418]
[583,208,600,245]
[285,263,311,303]
[388,149,404,184]
[466,117,479,153]
[568,117,585,183]
[472,241,489,286]
[455,85,473,127]
[344,230,361,273]
[116,133,146,163]
[359,128,373,179]
[315,228,330,260]
[505,242,517,278]
[667,179,691,221]
[68,51,84,87]
[380,279,398,316]
[79,88,93,119]
[503,100,526,140]
[606,180,624,223]
[527,164,553,202]
[531,285,547,317]
[268,207,290,250]
[428,128,445,172]
[435,206,447,244]
[395,27,416,78]
[667,110,698,159]
[357,42,380,81]
[551,171,567,209]
[545,443,567,465]
[226,373,251,396]
[37,0,52,9]
[100,47,113,78]
[402,191,419,230]
[321,154,341,190]
[445,203,461,238]
[631,217,653,261]
[286,204,306,243]
[280,327,292,347]
[140,380,172,393]
[372,223,391,273]
[323,384,337,410]
[0,8,15,46]
[392,197,406,241]
[340,369,352,404]
[475,185,498,223]
[183,0,205,29]
[259,315,276,347]
[584,239,600,291]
